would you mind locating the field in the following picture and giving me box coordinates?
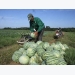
[0,29,75,65]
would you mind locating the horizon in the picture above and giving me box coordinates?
[1,26,75,29]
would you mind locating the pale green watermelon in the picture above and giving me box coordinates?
[36,41,43,45]
[19,55,30,65]
[12,50,23,62]
[29,56,39,65]
[19,48,25,53]
[46,46,53,51]
[22,50,27,56]
[42,42,50,49]
[26,47,36,57]
[30,32,36,38]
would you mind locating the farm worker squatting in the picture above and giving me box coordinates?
[27,13,45,43]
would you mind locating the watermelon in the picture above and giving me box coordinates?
[46,56,59,65]
[26,47,36,57]
[42,42,50,49]
[19,55,30,65]
[37,48,45,57]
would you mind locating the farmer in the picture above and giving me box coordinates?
[55,29,60,37]
[27,13,45,43]
[58,28,63,36]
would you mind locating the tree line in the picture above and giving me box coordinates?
[1,26,75,32]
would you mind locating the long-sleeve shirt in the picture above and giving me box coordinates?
[29,17,45,32]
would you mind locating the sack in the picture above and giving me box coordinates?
[53,35,58,39]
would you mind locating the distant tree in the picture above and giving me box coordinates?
[4,27,11,29]
[46,26,50,28]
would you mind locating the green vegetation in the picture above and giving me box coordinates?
[0,30,30,48]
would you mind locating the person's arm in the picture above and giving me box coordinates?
[36,18,45,32]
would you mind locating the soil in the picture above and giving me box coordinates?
[8,61,21,65]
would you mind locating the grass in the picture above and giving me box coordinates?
[64,47,75,65]
[0,29,75,65]
[0,30,30,48]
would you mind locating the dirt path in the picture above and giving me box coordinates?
[0,44,22,65]
[8,61,21,65]
[0,44,22,51]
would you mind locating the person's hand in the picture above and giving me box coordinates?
[34,31,38,37]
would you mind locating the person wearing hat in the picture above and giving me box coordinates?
[27,13,45,43]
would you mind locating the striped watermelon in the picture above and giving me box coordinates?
[37,48,45,57]
[46,57,59,65]
[42,51,54,60]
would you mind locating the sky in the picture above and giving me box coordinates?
[0,9,75,28]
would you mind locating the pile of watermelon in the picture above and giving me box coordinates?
[12,41,69,65]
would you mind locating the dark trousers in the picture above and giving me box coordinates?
[35,27,45,43]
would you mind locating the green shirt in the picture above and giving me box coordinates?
[29,17,45,32]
